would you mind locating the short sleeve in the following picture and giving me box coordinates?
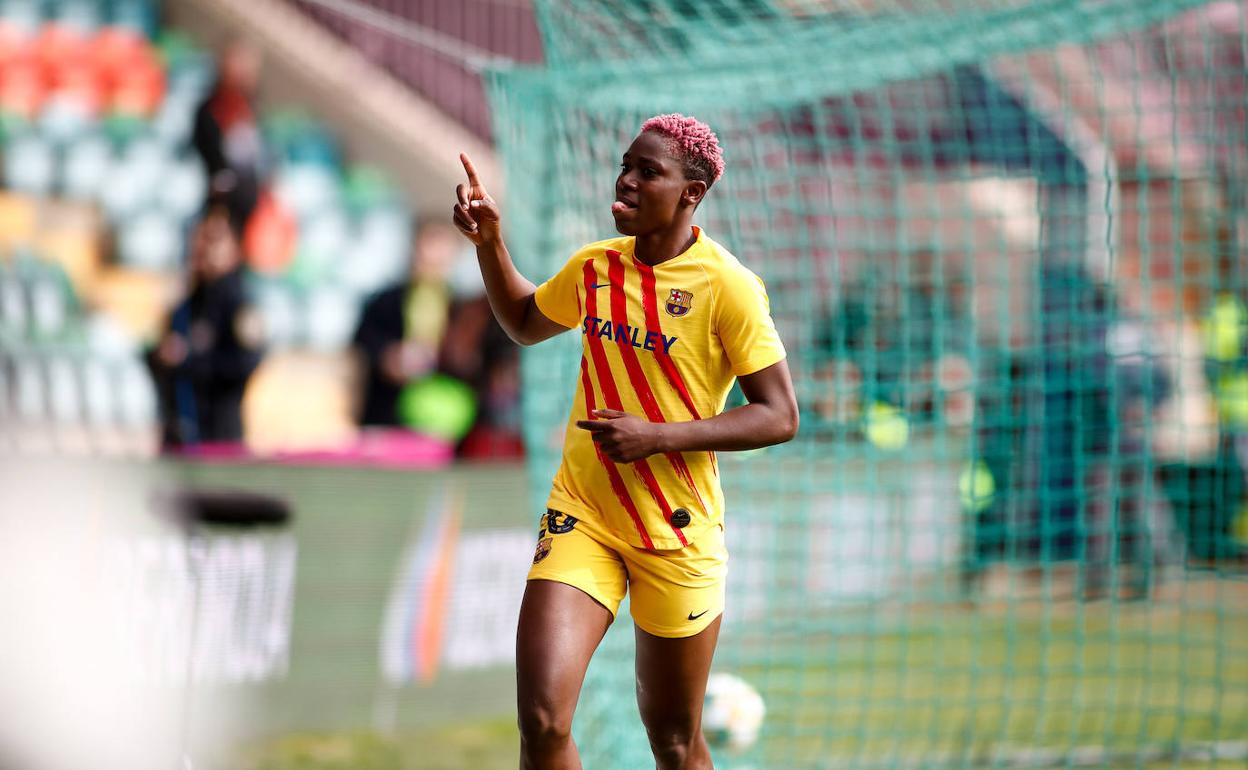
[533,253,586,329]
[716,267,787,377]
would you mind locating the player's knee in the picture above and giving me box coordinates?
[517,700,573,752]
[642,715,701,766]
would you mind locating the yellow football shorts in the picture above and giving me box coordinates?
[527,508,728,638]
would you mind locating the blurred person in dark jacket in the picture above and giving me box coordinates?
[150,205,265,448]
[353,218,460,427]
[192,40,264,231]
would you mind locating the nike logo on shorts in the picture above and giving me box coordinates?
[589,281,610,289]
[687,609,709,621]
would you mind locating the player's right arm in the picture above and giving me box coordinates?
[451,153,569,346]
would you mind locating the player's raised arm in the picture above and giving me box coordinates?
[451,153,569,346]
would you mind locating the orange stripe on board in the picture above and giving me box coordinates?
[605,250,708,517]
[415,505,459,683]
[580,356,655,549]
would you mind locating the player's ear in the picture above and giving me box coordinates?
[682,180,708,208]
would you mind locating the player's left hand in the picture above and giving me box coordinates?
[576,409,661,463]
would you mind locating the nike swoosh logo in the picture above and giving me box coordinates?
[589,282,611,289]
[687,609,710,621]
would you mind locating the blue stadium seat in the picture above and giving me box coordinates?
[108,0,157,38]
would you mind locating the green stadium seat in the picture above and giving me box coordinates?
[342,164,399,215]
[288,207,347,287]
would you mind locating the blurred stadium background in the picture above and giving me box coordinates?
[0,1,1246,769]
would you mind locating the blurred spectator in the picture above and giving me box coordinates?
[148,205,265,449]
[352,217,522,456]
[193,40,265,232]
[353,217,461,428]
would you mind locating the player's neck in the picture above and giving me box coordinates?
[634,224,698,267]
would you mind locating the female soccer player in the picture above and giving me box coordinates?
[452,114,798,770]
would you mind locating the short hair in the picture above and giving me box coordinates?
[640,113,724,187]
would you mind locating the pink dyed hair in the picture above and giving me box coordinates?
[640,113,724,185]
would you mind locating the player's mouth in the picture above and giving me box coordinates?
[611,196,638,216]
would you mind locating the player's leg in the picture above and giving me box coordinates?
[634,616,722,769]
[626,524,728,769]
[518,511,626,769]
[516,579,613,769]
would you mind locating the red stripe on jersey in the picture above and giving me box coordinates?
[580,355,654,550]
[606,250,707,517]
[635,260,702,420]
[584,257,686,547]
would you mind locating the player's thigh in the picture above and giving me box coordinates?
[517,513,626,724]
[515,579,615,727]
[633,615,723,736]
[626,525,728,731]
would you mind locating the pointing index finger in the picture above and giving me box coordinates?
[460,153,484,190]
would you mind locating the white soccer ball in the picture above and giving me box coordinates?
[702,672,766,753]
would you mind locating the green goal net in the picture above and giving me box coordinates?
[487,1,1248,767]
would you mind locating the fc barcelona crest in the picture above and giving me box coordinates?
[533,537,552,564]
[665,289,694,317]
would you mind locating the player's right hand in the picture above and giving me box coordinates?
[452,153,500,246]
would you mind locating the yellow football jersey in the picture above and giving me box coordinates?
[534,226,786,550]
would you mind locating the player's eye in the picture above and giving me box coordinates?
[642,167,657,178]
